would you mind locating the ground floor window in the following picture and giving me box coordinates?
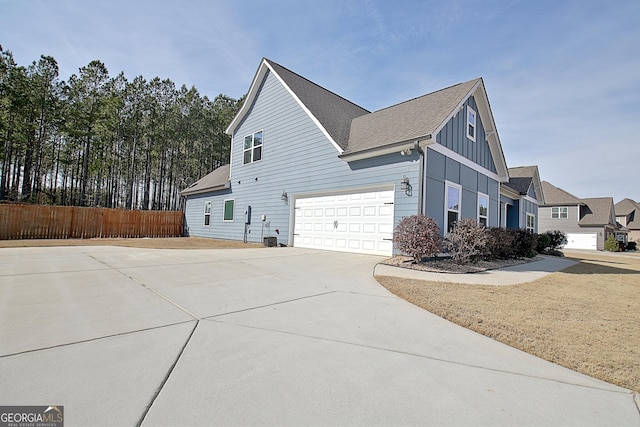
[223,199,235,221]
[477,193,489,226]
[445,181,462,232]
[203,201,211,226]
[526,213,535,232]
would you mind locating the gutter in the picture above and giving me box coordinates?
[339,135,432,162]
[180,181,231,197]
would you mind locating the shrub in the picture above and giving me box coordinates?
[513,229,538,258]
[485,227,515,260]
[627,241,637,251]
[604,236,620,252]
[546,229,568,250]
[393,215,443,263]
[536,233,552,253]
[445,218,488,264]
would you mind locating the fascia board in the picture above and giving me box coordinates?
[339,137,432,162]
[181,181,231,197]
[225,59,269,136]
[263,62,344,154]
[430,79,509,182]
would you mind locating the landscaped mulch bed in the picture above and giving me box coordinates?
[380,255,541,274]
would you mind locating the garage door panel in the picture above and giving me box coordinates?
[565,233,597,250]
[293,189,395,256]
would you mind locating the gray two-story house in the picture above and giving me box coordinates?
[538,181,619,250]
[182,58,512,256]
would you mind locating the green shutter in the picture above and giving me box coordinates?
[224,200,234,221]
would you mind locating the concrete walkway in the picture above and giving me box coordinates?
[0,246,638,426]
[374,255,579,285]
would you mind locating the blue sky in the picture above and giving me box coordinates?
[2,0,639,202]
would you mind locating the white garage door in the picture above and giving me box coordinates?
[293,189,395,256]
[565,233,597,250]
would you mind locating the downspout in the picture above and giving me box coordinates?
[413,136,434,216]
[413,141,425,215]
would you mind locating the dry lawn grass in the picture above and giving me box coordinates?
[0,236,264,250]
[377,251,640,393]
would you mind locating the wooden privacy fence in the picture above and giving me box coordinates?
[0,204,184,240]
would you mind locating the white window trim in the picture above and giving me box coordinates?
[477,192,489,226]
[467,106,477,142]
[243,130,263,165]
[203,201,211,226]
[551,206,568,219]
[526,213,535,232]
[223,199,235,222]
[444,181,462,233]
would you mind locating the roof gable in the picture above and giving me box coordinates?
[541,181,581,205]
[344,78,508,180]
[615,198,639,216]
[508,165,542,202]
[505,177,533,195]
[226,58,369,153]
[345,79,479,154]
[579,197,615,226]
[615,198,640,229]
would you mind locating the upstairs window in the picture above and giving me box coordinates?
[445,181,462,233]
[552,207,568,219]
[467,107,476,142]
[477,193,489,226]
[243,130,263,164]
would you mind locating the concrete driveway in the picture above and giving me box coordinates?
[0,246,638,426]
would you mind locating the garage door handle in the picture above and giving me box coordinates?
[333,220,338,229]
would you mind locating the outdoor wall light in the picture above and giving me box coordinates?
[281,191,288,204]
[401,176,412,196]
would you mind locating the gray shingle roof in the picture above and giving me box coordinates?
[615,198,640,229]
[508,166,538,179]
[265,59,370,150]
[541,181,581,205]
[344,79,480,155]
[180,164,230,196]
[505,177,533,195]
[579,197,615,226]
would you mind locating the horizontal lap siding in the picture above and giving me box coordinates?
[538,206,581,234]
[185,70,419,244]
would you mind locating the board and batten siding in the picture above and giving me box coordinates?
[436,96,497,174]
[184,69,420,245]
[424,148,499,231]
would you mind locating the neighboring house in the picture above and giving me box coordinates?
[181,58,511,256]
[538,181,620,250]
[615,198,640,243]
[499,165,541,232]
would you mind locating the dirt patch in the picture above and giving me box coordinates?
[0,237,264,250]
[376,251,640,393]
